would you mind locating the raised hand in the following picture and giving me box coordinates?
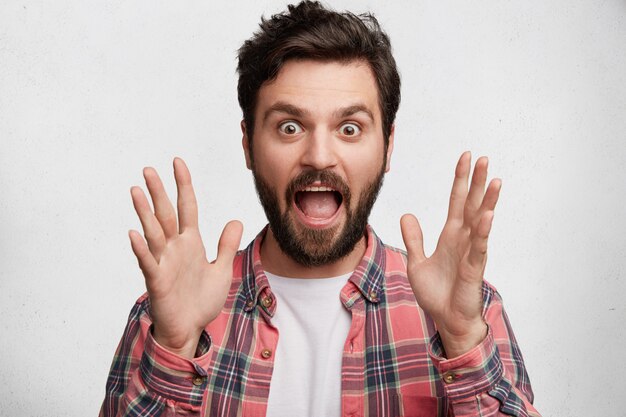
[400,152,500,358]
[128,157,243,359]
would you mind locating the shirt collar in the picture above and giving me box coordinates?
[241,224,387,314]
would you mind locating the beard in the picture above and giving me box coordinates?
[252,163,385,267]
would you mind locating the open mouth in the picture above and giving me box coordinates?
[294,185,343,220]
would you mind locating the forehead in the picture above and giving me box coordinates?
[255,59,381,122]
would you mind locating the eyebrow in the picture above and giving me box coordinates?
[334,104,375,122]
[262,101,375,123]
[263,102,310,123]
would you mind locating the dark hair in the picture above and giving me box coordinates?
[237,0,401,147]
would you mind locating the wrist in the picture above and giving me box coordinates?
[438,320,488,358]
[152,326,202,359]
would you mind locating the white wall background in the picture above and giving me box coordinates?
[1,1,625,416]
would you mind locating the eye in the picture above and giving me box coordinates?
[278,121,303,135]
[339,123,361,137]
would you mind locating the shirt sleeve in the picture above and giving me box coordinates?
[99,294,212,417]
[428,283,541,417]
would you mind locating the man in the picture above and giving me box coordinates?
[101,2,540,416]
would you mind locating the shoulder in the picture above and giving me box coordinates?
[379,243,415,303]
[231,248,247,284]
[125,292,154,327]
[481,280,504,312]
[382,243,408,270]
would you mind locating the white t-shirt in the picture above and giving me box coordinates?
[264,271,352,417]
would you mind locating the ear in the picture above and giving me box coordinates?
[384,124,395,173]
[241,120,252,170]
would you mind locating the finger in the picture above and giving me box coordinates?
[173,157,199,233]
[478,178,502,214]
[446,151,471,224]
[467,211,494,270]
[400,214,427,263]
[215,220,244,269]
[128,229,159,279]
[130,186,167,261]
[464,156,489,224]
[143,167,178,239]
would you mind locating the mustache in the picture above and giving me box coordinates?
[285,170,351,202]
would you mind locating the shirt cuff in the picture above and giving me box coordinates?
[429,326,503,402]
[139,328,212,407]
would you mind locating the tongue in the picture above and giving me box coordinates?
[299,191,339,219]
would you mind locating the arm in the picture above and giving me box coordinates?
[100,158,242,415]
[429,283,540,417]
[99,295,212,417]
[400,152,540,416]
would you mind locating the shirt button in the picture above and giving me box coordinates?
[245,299,255,309]
[261,296,273,308]
[192,375,205,386]
[369,290,378,301]
[442,371,456,384]
[261,348,272,359]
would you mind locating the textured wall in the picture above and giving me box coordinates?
[1,1,625,416]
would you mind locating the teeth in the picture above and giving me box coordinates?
[303,186,334,192]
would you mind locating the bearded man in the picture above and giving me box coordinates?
[100,2,540,416]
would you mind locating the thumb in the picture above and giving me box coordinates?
[400,214,426,262]
[216,220,244,268]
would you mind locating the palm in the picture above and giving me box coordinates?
[401,153,500,356]
[144,230,232,349]
[129,158,242,357]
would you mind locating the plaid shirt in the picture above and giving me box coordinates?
[101,226,540,417]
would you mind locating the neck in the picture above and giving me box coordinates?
[260,228,366,279]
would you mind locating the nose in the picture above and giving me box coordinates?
[299,128,338,171]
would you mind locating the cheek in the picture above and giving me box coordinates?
[254,149,285,178]
[344,161,385,205]
[256,147,301,188]
[346,150,385,179]
[255,160,292,206]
